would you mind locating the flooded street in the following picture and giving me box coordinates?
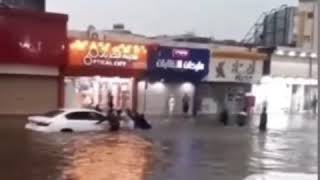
[0,114,317,180]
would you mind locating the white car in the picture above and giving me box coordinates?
[25,109,110,133]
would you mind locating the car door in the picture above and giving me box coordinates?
[65,111,105,132]
[86,112,108,131]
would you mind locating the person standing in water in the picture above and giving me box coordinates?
[168,95,175,117]
[311,95,317,115]
[107,91,114,111]
[182,94,190,117]
[259,105,268,131]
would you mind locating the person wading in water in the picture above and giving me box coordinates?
[182,93,190,117]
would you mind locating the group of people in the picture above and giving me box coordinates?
[219,107,249,127]
[168,93,191,116]
[220,105,268,131]
[95,107,152,132]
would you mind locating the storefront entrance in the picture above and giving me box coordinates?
[145,46,210,116]
[138,81,195,115]
[252,77,318,114]
[64,38,152,112]
[64,76,133,110]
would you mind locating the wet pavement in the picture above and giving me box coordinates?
[0,114,317,180]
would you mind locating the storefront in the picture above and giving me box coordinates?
[252,77,317,114]
[0,9,68,115]
[251,48,318,114]
[63,39,151,111]
[137,46,210,116]
[198,49,266,115]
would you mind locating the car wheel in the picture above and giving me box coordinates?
[61,128,73,133]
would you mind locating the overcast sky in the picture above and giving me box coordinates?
[47,0,298,40]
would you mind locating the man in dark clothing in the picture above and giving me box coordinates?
[108,109,120,132]
[107,91,114,110]
[220,108,229,126]
[312,95,317,115]
[259,106,268,131]
[137,114,152,130]
[182,94,190,116]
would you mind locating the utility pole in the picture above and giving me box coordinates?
[318,0,320,64]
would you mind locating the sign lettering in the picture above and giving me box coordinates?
[69,40,148,68]
[215,59,259,83]
[156,59,205,72]
[216,62,226,78]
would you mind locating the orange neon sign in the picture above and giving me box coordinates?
[69,40,148,69]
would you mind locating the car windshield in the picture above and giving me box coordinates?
[42,110,64,118]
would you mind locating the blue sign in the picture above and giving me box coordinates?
[148,46,210,82]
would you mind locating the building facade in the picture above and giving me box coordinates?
[0,8,68,114]
[251,47,318,114]
[63,30,153,111]
[137,46,210,116]
[197,46,266,116]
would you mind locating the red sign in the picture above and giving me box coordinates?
[69,40,148,70]
[0,9,68,66]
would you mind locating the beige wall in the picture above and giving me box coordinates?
[271,54,317,79]
[294,0,318,51]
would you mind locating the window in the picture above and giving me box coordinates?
[304,36,311,42]
[307,12,314,19]
[43,110,64,118]
[88,112,105,121]
[66,112,105,121]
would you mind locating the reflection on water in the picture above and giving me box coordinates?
[60,133,153,180]
[0,114,317,180]
[143,115,317,180]
[250,129,317,174]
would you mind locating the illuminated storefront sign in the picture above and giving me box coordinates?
[153,47,208,72]
[156,59,205,72]
[68,40,148,69]
[149,46,210,81]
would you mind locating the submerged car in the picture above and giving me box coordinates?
[25,109,110,133]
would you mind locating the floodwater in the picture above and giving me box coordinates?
[0,114,317,180]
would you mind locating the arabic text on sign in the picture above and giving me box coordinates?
[235,75,253,82]
[156,59,205,72]
[70,40,147,62]
[231,60,256,74]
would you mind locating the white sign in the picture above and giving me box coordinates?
[205,58,263,83]
[156,59,205,72]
